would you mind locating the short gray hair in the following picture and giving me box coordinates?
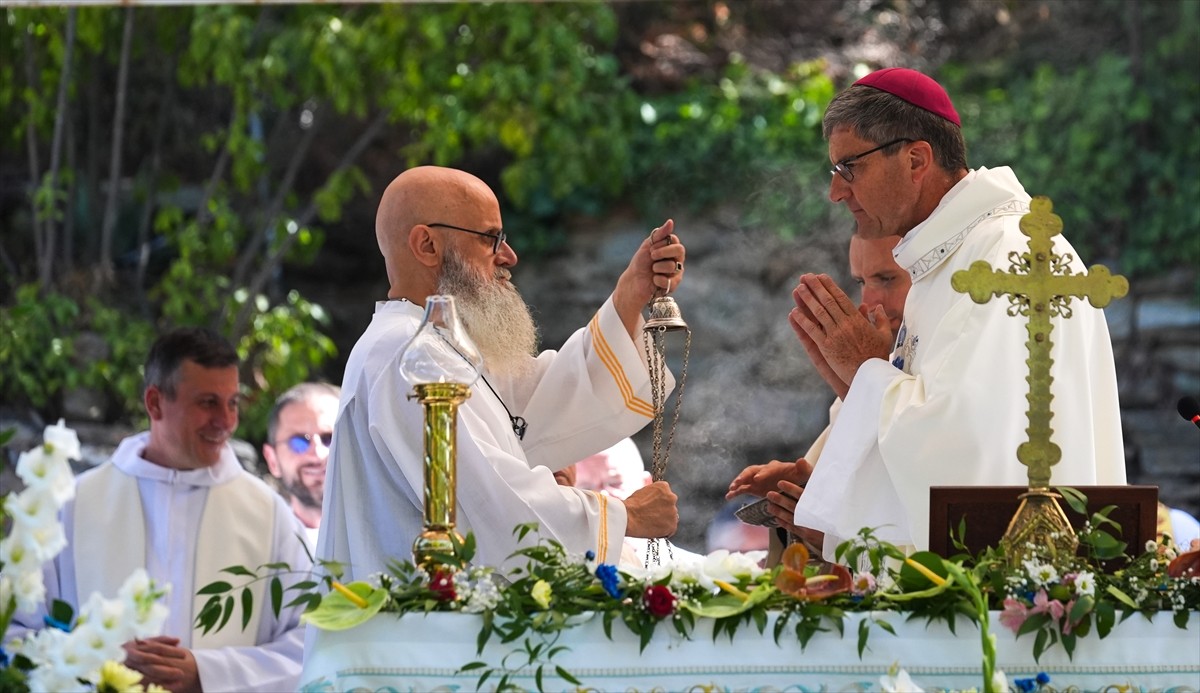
[823,84,968,172]
[266,382,341,443]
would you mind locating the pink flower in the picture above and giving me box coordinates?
[1031,590,1065,623]
[1000,597,1029,632]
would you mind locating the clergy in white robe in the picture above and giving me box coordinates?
[789,69,1125,559]
[322,295,670,577]
[317,166,686,581]
[10,433,311,692]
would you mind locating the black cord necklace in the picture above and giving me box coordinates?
[477,373,528,441]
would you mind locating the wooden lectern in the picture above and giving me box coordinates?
[929,485,1158,567]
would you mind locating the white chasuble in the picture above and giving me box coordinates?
[74,459,272,648]
[795,167,1126,559]
[319,295,667,580]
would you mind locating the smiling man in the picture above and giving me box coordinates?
[318,165,685,580]
[263,382,340,548]
[11,327,311,692]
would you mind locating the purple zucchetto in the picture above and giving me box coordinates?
[853,67,961,127]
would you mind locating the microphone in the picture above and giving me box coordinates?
[1178,396,1200,429]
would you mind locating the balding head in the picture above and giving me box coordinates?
[375,166,505,301]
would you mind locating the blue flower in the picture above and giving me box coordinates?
[595,563,621,598]
[1036,672,1050,685]
[0,645,8,668]
[585,550,596,562]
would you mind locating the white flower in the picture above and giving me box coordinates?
[15,446,76,505]
[880,661,921,692]
[24,521,69,563]
[43,418,83,461]
[1074,570,1096,597]
[118,569,171,637]
[63,621,119,678]
[1023,559,1058,587]
[12,568,47,614]
[990,669,1009,692]
[0,530,44,574]
[78,591,131,643]
[1146,539,1159,553]
[4,486,61,530]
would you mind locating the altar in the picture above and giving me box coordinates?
[300,610,1200,691]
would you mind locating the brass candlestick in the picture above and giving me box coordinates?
[410,382,471,569]
[398,295,483,572]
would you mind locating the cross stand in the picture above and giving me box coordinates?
[951,196,1128,568]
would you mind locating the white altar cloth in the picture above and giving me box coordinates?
[300,611,1200,691]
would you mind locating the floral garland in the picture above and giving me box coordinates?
[203,500,1200,693]
[1,423,170,693]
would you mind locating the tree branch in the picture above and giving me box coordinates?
[96,7,135,290]
[23,28,43,287]
[228,109,389,339]
[228,107,320,294]
[41,8,77,290]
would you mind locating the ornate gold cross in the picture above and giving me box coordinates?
[951,196,1127,564]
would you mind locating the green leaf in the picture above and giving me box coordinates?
[49,599,75,628]
[555,664,581,686]
[221,565,256,577]
[219,594,235,632]
[271,577,284,617]
[1032,627,1050,662]
[197,580,234,595]
[1099,599,1113,637]
[856,618,870,658]
[301,582,388,631]
[240,587,253,631]
[1056,486,1088,514]
[1105,584,1139,609]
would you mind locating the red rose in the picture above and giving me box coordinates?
[429,569,457,602]
[643,584,677,618]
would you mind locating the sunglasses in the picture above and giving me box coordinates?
[278,432,333,454]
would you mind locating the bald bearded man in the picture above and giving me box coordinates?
[318,166,684,579]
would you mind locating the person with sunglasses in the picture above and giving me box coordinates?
[8,327,311,692]
[318,165,686,582]
[263,382,341,548]
[784,68,1125,561]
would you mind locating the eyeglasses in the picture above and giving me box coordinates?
[278,432,333,454]
[426,222,507,254]
[830,138,913,183]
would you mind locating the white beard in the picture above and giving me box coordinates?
[438,249,540,379]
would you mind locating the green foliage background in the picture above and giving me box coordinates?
[1,1,1196,443]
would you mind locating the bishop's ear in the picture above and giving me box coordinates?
[907,140,935,179]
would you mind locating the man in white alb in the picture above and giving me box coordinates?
[725,234,911,558]
[318,166,683,579]
[9,327,310,691]
[786,68,1126,558]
